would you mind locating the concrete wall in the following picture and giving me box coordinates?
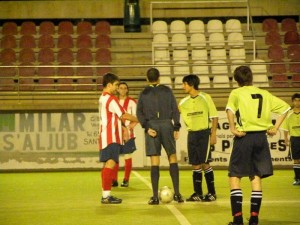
[0,0,299,20]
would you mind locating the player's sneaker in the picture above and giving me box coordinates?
[101,195,122,204]
[112,180,118,187]
[228,222,244,225]
[173,194,184,203]
[148,196,159,205]
[293,179,300,185]
[186,193,204,202]
[202,193,217,202]
[121,179,129,187]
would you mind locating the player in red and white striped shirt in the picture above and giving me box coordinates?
[99,73,138,204]
[111,82,138,188]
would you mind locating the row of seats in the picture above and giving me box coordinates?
[265,30,300,45]
[153,32,245,49]
[0,34,111,49]
[1,21,111,35]
[154,48,247,62]
[0,77,104,91]
[268,44,300,61]
[152,19,242,34]
[0,48,112,64]
[262,18,298,32]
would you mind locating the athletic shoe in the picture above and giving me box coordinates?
[101,195,122,204]
[148,196,159,205]
[293,179,300,185]
[173,194,184,203]
[112,180,118,187]
[202,193,217,202]
[186,193,204,202]
[121,179,129,187]
[228,222,244,225]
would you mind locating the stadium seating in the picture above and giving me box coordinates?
[190,33,206,48]
[268,45,285,61]
[207,19,223,33]
[213,75,230,88]
[287,45,300,60]
[171,33,188,49]
[76,21,93,35]
[262,18,278,32]
[19,48,36,63]
[265,31,282,45]
[95,34,111,48]
[76,48,93,63]
[38,48,55,64]
[170,20,186,34]
[38,34,55,48]
[58,21,74,35]
[39,21,55,35]
[76,34,93,48]
[57,34,74,48]
[269,61,287,74]
[225,19,242,33]
[271,74,289,87]
[0,49,17,63]
[281,18,298,32]
[209,33,225,48]
[152,20,168,34]
[0,35,17,49]
[153,34,169,49]
[19,35,36,48]
[20,21,36,35]
[188,20,205,33]
[1,22,18,35]
[191,49,208,61]
[95,21,111,35]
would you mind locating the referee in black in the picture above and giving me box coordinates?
[137,67,184,205]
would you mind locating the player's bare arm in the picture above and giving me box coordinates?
[267,112,288,136]
[226,109,246,137]
[121,112,138,122]
[210,117,218,145]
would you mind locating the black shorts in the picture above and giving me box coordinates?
[228,131,273,179]
[187,129,211,165]
[145,120,176,157]
[99,143,121,163]
[120,138,137,154]
[290,136,300,160]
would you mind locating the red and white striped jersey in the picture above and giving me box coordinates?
[98,92,125,150]
[119,97,137,138]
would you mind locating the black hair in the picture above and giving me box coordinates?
[118,81,129,95]
[147,68,160,82]
[233,66,253,86]
[182,74,200,90]
[292,93,300,100]
[102,73,119,87]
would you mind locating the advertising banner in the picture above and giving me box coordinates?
[0,111,291,170]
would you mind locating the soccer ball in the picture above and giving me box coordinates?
[159,186,174,203]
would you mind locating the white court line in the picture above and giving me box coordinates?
[133,171,192,225]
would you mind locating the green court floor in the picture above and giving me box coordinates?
[0,170,299,225]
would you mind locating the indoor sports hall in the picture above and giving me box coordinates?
[0,1,299,225]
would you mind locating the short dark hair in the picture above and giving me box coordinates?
[147,68,160,82]
[292,93,300,100]
[102,73,119,87]
[118,81,129,95]
[234,66,253,86]
[182,74,200,90]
